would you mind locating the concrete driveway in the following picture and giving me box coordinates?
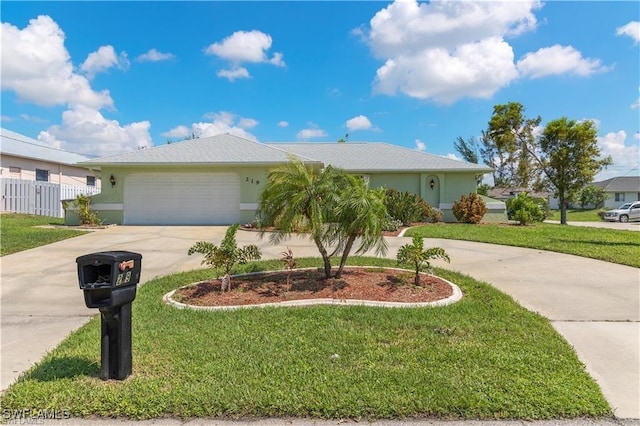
[1,225,638,418]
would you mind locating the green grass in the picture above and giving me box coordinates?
[406,223,640,268]
[548,209,604,222]
[0,214,87,256]
[0,257,610,420]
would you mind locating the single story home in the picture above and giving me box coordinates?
[0,127,100,188]
[70,133,496,225]
[592,176,640,209]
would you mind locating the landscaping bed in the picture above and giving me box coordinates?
[172,267,453,307]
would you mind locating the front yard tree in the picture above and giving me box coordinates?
[482,102,541,188]
[534,118,612,225]
[331,175,388,279]
[257,156,348,279]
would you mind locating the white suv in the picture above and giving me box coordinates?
[603,202,640,223]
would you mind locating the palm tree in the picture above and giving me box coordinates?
[257,156,348,278]
[330,175,388,278]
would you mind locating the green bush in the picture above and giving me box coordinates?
[507,193,547,225]
[383,189,439,225]
[381,214,403,232]
[72,194,100,226]
[452,193,487,224]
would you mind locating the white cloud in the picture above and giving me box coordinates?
[517,45,609,79]
[136,48,175,62]
[636,132,640,141]
[238,118,259,129]
[204,30,285,80]
[37,105,152,156]
[2,15,153,156]
[446,153,461,161]
[296,124,327,139]
[277,121,289,128]
[595,130,640,180]
[217,67,250,81]
[81,45,129,78]
[1,115,16,122]
[162,111,258,142]
[0,15,113,109]
[415,138,426,151]
[160,125,190,139]
[374,37,518,103]
[346,115,375,132]
[616,21,640,43]
[362,0,540,103]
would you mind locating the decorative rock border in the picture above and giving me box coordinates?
[163,267,463,312]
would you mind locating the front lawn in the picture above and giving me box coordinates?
[405,223,639,268]
[0,213,87,256]
[548,209,603,222]
[0,257,610,420]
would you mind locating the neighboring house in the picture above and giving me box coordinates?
[71,133,494,226]
[1,127,101,217]
[592,176,640,209]
[0,127,100,187]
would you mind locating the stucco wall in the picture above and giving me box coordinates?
[1,154,100,188]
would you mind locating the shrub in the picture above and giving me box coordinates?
[507,193,547,225]
[381,214,403,232]
[188,224,261,291]
[384,189,438,225]
[397,235,450,285]
[72,194,100,226]
[452,193,488,224]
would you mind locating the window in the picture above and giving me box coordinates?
[614,193,626,202]
[86,176,96,186]
[35,169,49,182]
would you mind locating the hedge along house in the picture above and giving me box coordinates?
[70,133,495,225]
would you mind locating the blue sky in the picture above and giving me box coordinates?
[1,1,638,181]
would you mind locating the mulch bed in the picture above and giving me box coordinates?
[173,267,453,307]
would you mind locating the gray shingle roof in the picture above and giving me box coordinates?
[267,142,492,173]
[79,133,320,167]
[593,176,640,192]
[0,127,93,165]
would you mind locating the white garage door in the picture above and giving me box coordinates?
[124,172,240,225]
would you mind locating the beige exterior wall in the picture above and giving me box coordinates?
[0,154,100,188]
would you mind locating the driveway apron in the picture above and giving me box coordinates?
[1,226,638,419]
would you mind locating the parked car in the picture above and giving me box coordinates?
[603,202,640,223]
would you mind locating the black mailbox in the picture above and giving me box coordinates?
[77,251,142,308]
[76,250,142,381]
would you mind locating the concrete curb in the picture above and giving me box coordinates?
[163,267,463,311]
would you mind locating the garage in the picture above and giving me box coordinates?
[123,172,240,225]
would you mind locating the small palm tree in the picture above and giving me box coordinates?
[280,247,297,290]
[397,235,450,285]
[330,175,388,278]
[257,156,348,279]
[187,224,261,291]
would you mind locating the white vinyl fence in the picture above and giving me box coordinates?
[1,178,100,218]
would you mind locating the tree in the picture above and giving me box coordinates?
[578,184,607,209]
[258,157,388,279]
[533,118,612,225]
[257,157,345,278]
[330,175,388,278]
[481,102,541,188]
[397,235,449,285]
[454,136,479,164]
[187,224,261,291]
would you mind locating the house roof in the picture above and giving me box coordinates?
[268,142,492,173]
[593,176,640,192]
[0,127,93,165]
[79,133,320,168]
[78,133,492,173]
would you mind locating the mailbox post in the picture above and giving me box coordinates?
[76,251,142,380]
